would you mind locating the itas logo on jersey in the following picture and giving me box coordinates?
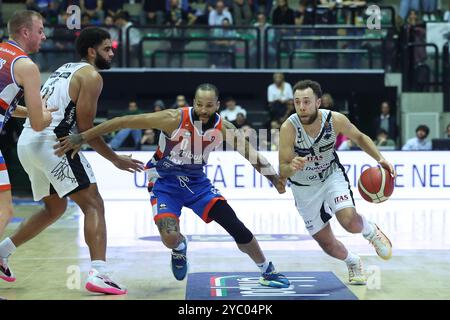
[334,195,349,204]
[0,58,6,70]
[306,155,323,162]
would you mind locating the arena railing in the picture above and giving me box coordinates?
[443,41,449,111]
[265,24,395,69]
[288,48,373,68]
[149,49,236,68]
[128,25,259,68]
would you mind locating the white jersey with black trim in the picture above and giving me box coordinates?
[22,62,90,138]
[288,109,341,186]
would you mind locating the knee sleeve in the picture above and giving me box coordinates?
[208,200,253,244]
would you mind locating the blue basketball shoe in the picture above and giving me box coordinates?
[259,262,290,288]
[171,238,188,281]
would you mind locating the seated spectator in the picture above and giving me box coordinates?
[81,0,104,22]
[374,129,396,149]
[373,101,398,141]
[144,0,166,25]
[232,112,250,129]
[173,95,189,109]
[220,97,247,121]
[153,99,166,112]
[110,101,143,150]
[141,129,157,146]
[402,124,432,150]
[209,0,233,25]
[338,139,360,151]
[267,72,293,122]
[320,93,335,111]
[444,124,450,138]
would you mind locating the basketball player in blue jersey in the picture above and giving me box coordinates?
[0,10,56,282]
[0,28,143,294]
[279,80,395,285]
[56,83,291,288]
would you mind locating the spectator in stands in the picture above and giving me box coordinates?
[444,3,450,22]
[103,0,125,18]
[209,0,233,25]
[251,12,276,64]
[403,10,427,65]
[444,124,450,138]
[220,97,247,121]
[373,101,398,141]
[253,0,273,19]
[173,95,189,108]
[144,0,166,25]
[153,99,166,112]
[115,11,141,66]
[272,0,295,25]
[294,0,314,26]
[232,112,250,129]
[374,129,396,149]
[141,129,157,147]
[231,0,253,26]
[165,0,197,26]
[81,0,104,22]
[110,101,143,150]
[402,124,432,150]
[210,18,237,68]
[320,93,336,111]
[269,120,281,151]
[104,15,119,44]
[26,0,41,12]
[267,72,293,122]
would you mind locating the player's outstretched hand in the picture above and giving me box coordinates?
[113,154,144,173]
[272,175,287,194]
[378,158,396,179]
[290,156,306,172]
[54,134,83,158]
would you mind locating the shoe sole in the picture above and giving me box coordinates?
[85,282,127,295]
[375,224,393,260]
[0,275,16,282]
[349,280,367,285]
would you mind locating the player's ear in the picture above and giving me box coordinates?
[216,100,220,110]
[316,98,321,108]
[87,47,96,59]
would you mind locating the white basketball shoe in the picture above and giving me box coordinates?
[85,269,127,295]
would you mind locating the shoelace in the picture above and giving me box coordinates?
[172,252,186,261]
[348,262,363,278]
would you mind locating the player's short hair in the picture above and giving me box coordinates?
[293,80,323,99]
[76,27,111,59]
[195,83,219,99]
[7,10,43,37]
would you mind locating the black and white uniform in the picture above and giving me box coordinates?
[288,109,355,235]
[18,62,96,201]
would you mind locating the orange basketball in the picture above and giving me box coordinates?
[358,167,394,203]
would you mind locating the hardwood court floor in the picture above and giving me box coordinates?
[1,199,449,300]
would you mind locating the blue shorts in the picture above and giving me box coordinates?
[149,175,225,224]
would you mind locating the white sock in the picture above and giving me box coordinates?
[344,252,360,265]
[91,260,107,274]
[174,241,186,252]
[256,260,270,273]
[0,238,16,259]
[361,216,374,237]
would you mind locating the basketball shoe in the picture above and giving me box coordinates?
[0,258,15,282]
[347,257,366,285]
[259,262,290,288]
[171,238,188,281]
[85,269,127,295]
[364,222,392,260]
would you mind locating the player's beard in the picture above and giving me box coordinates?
[95,53,112,70]
[300,108,318,125]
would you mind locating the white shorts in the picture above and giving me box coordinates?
[290,170,355,235]
[0,150,11,191]
[17,129,96,201]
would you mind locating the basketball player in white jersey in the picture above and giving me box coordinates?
[0,10,56,282]
[0,27,143,295]
[279,80,394,285]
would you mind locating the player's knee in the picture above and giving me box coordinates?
[45,199,67,219]
[209,200,253,244]
[341,216,363,234]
